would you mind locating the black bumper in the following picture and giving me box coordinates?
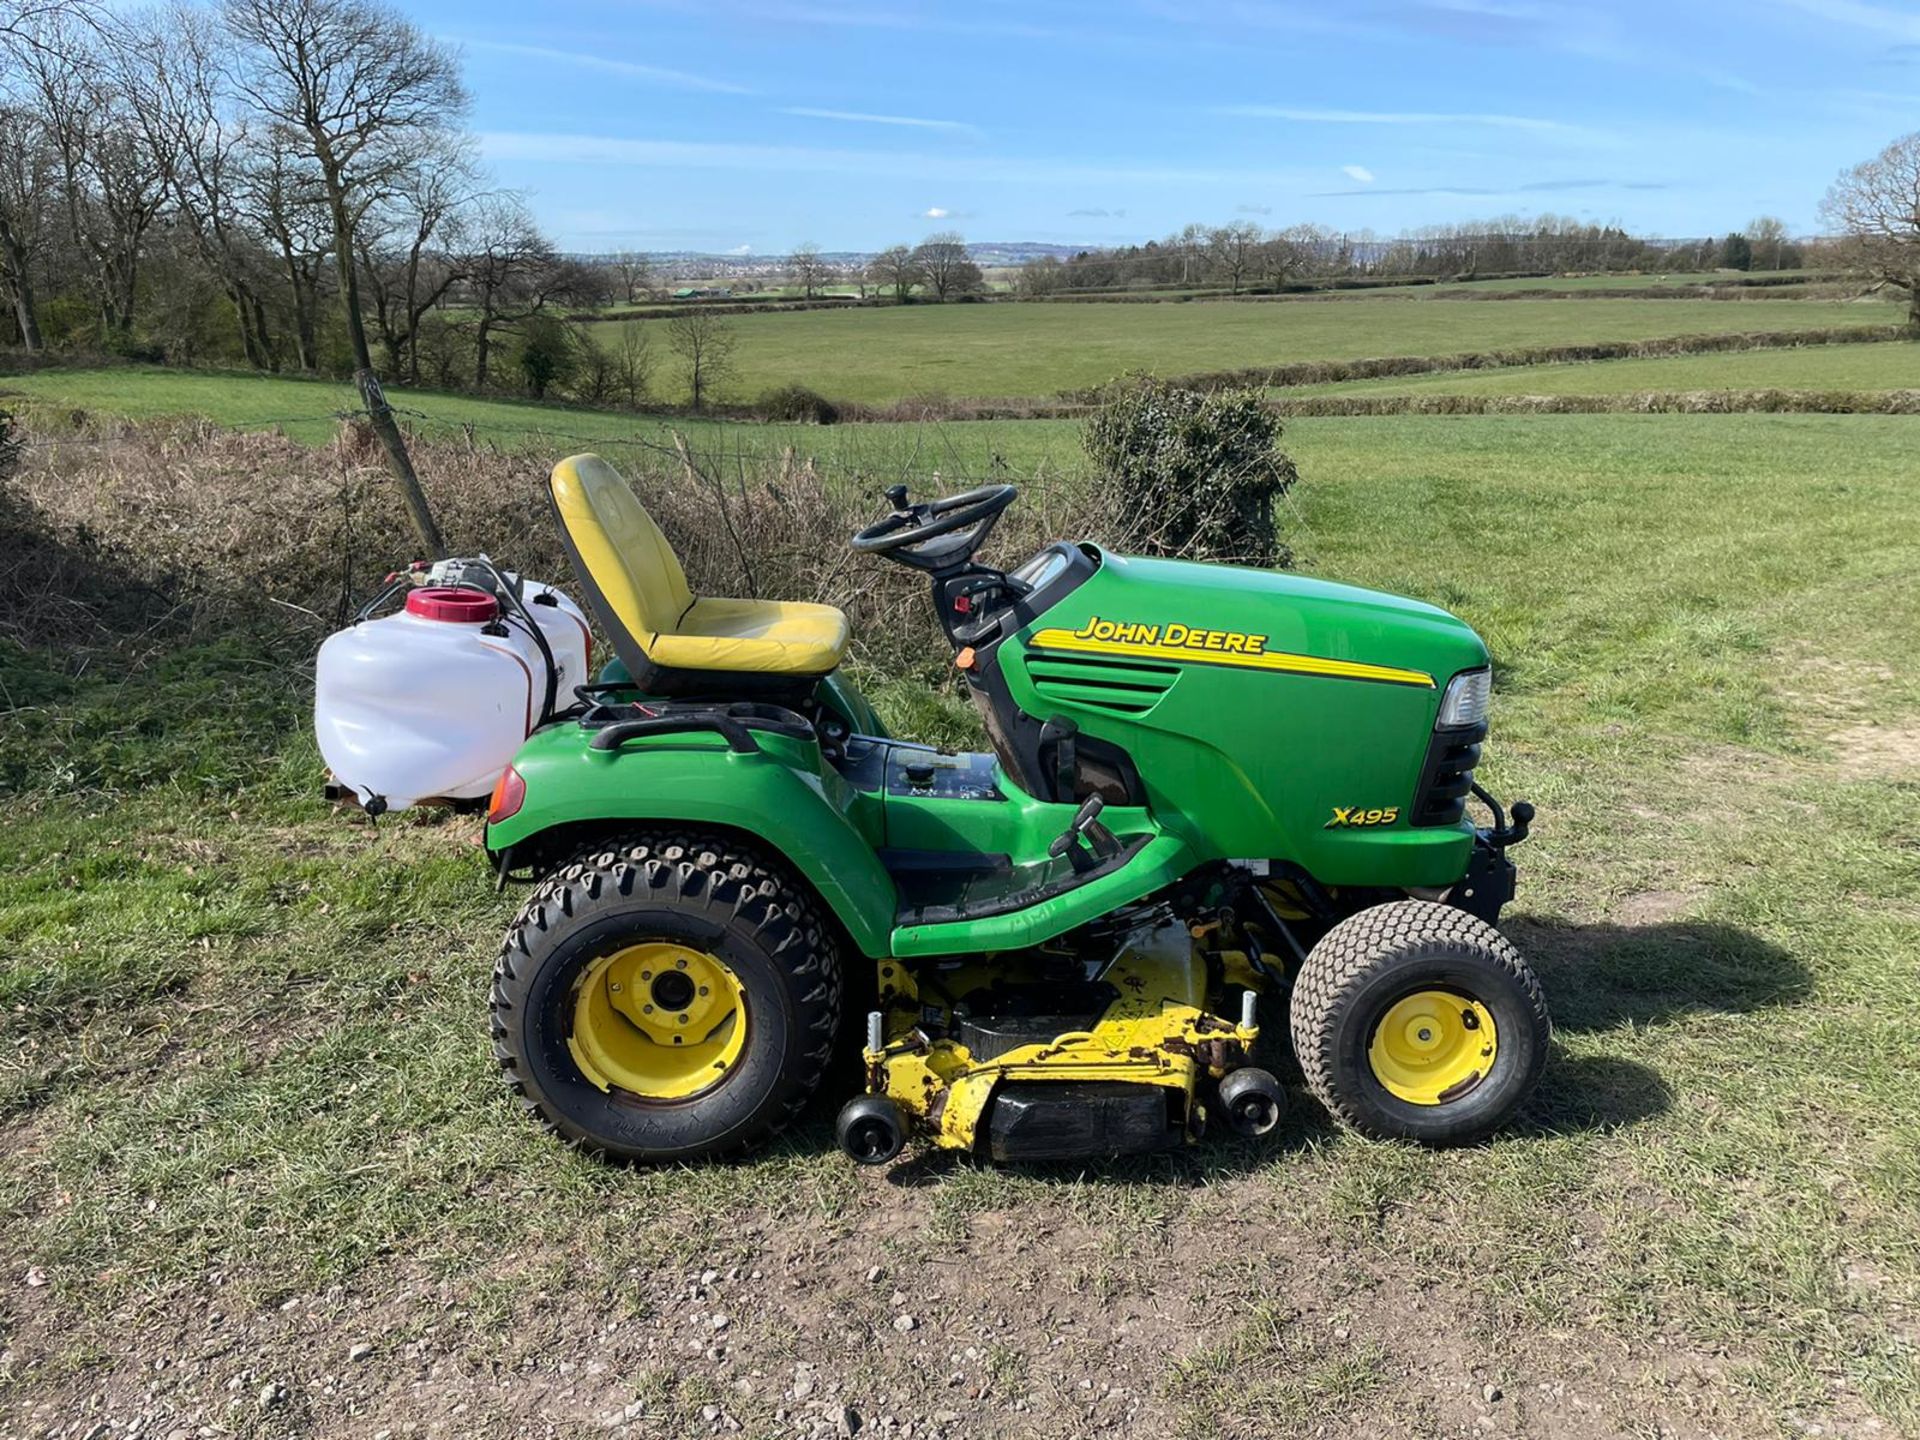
[1451,835,1518,925]
[1449,784,1534,925]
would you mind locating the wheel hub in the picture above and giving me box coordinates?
[1366,989,1498,1106]
[569,942,748,1100]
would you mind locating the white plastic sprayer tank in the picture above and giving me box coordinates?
[315,583,589,812]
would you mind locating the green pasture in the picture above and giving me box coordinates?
[592,295,1896,405]
[1291,339,1920,397]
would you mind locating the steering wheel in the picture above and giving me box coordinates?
[850,483,1018,572]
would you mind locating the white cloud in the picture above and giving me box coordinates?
[1342,164,1375,183]
[741,4,1056,40]
[922,206,951,219]
[1222,105,1582,134]
[477,131,1312,187]
[781,107,980,136]
[1769,0,1920,40]
[727,244,752,255]
[453,39,751,94]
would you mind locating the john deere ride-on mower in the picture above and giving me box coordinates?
[471,454,1546,1165]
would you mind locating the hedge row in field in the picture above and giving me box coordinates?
[1032,272,1855,305]
[791,384,1920,424]
[1133,324,1914,394]
[1270,388,1920,417]
[1244,283,1865,306]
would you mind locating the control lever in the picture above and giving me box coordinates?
[883,483,911,512]
[1047,795,1122,875]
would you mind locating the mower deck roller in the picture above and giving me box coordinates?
[458,454,1550,1165]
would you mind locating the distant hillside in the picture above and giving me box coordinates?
[568,241,1096,273]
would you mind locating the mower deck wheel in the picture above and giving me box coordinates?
[490,831,842,1163]
[1217,1066,1286,1138]
[1290,900,1548,1145]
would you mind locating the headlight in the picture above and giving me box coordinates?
[1436,668,1491,730]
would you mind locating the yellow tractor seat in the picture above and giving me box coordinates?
[547,454,850,694]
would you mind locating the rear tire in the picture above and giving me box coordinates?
[1290,900,1548,1145]
[491,831,842,1163]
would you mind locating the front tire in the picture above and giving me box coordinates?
[1290,900,1548,1145]
[491,832,842,1163]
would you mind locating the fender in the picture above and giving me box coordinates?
[486,723,899,958]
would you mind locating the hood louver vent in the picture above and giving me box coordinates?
[1026,655,1178,716]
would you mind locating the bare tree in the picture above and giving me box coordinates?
[1744,215,1788,272]
[0,0,101,55]
[1014,253,1064,297]
[788,241,833,298]
[867,243,920,301]
[17,14,167,338]
[111,5,278,366]
[613,321,652,407]
[910,231,983,300]
[238,140,328,370]
[460,193,574,390]
[223,0,467,556]
[1207,221,1261,294]
[358,134,478,384]
[1253,232,1300,292]
[611,249,652,304]
[1175,221,1208,286]
[1823,134,1920,325]
[0,104,53,347]
[667,307,735,410]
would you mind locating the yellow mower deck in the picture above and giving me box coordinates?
[865,918,1258,1154]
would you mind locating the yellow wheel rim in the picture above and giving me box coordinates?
[567,942,748,1101]
[1366,989,1498,1106]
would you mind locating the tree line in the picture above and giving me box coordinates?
[1009,215,1831,297]
[0,0,648,396]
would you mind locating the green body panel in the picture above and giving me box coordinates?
[819,671,887,738]
[493,543,1495,956]
[487,722,901,957]
[593,655,888,740]
[873,763,1185,955]
[1002,548,1489,889]
[889,833,1195,957]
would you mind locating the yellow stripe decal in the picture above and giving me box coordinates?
[1028,628,1435,688]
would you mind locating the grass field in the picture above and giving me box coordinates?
[595,295,1895,405]
[4,403,1919,1437]
[1293,339,1920,397]
[0,366,1076,477]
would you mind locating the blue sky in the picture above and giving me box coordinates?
[407,0,1920,253]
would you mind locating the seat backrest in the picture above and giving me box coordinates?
[548,454,694,672]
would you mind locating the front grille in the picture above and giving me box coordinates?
[1411,722,1486,827]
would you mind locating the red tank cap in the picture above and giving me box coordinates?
[405,587,500,623]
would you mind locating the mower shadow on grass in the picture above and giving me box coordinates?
[1506,913,1811,1034]
[1503,913,1808,1139]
